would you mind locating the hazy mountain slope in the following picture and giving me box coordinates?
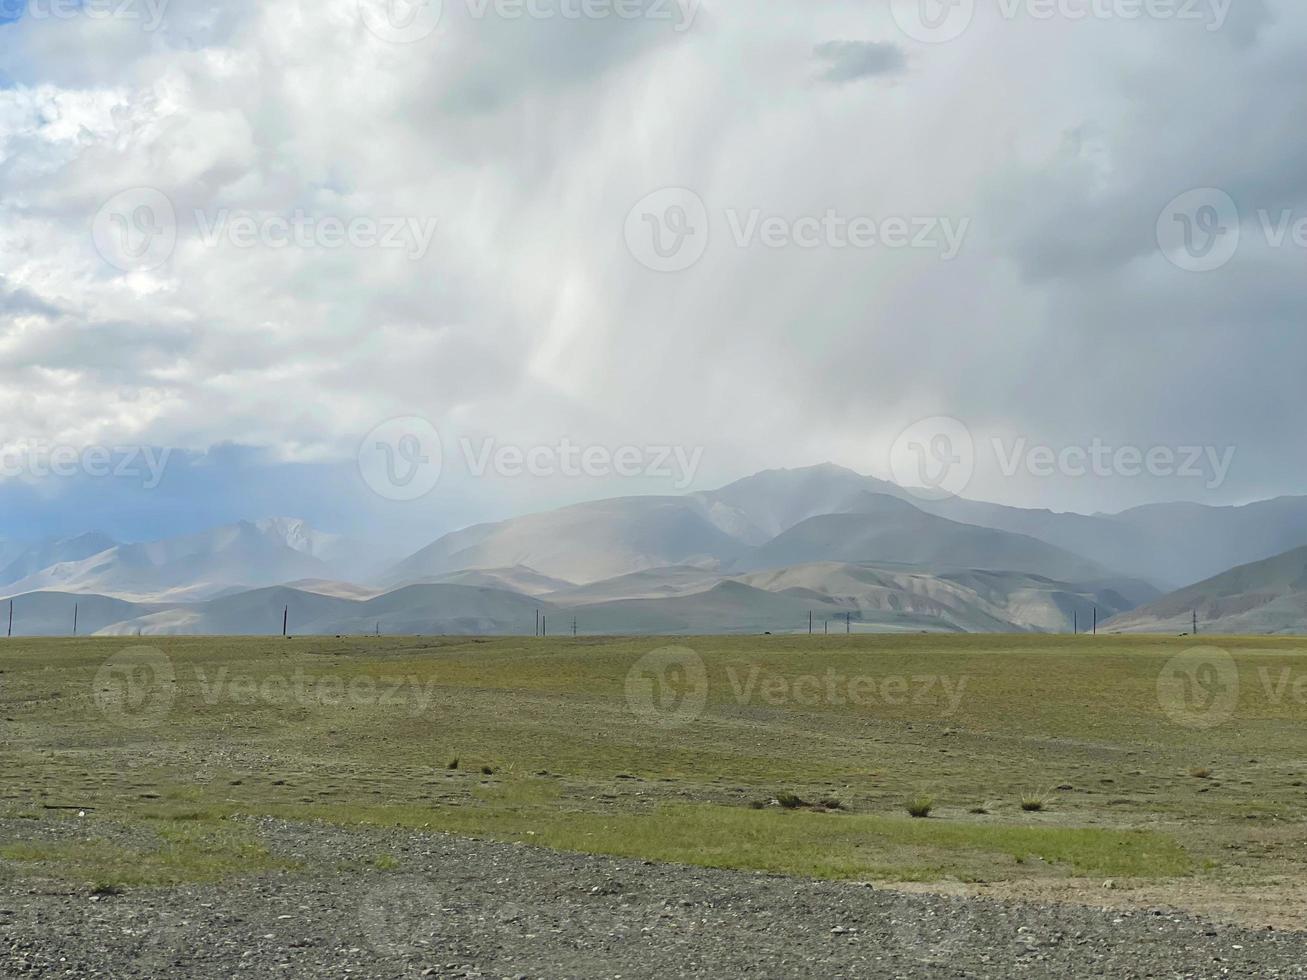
[340,585,547,635]
[99,584,550,637]
[385,497,748,585]
[921,493,1307,591]
[915,497,1153,581]
[102,586,353,636]
[569,580,851,635]
[735,494,1114,583]
[545,565,725,605]
[280,579,385,600]
[1105,544,1307,634]
[1110,497,1307,588]
[419,566,575,596]
[4,521,349,602]
[0,533,119,588]
[694,463,901,541]
[2,591,160,637]
[734,562,1135,634]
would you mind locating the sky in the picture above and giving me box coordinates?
[0,0,1304,549]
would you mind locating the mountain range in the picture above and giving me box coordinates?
[5,463,1307,636]
[1105,545,1307,635]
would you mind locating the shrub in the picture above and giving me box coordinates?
[775,792,808,809]
[1189,767,1213,779]
[447,758,460,770]
[906,796,934,819]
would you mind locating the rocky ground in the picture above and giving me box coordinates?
[2,818,1305,979]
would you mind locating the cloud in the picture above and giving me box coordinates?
[0,0,1305,540]
[812,40,906,84]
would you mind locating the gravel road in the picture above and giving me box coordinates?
[2,819,1304,978]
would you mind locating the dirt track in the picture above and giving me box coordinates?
[3,818,1305,978]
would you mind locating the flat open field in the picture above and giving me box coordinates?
[3,634,1307,938]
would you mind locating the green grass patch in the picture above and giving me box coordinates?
[256,800,1191,881]
[0,820,297,889]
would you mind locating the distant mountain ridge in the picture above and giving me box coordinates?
[1106,544,1307,634]
[8,462,1307,634]
[0,519,376,602]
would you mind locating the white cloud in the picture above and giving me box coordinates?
[1,0,1305,527]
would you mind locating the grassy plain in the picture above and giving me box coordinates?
[2,634,1305,916]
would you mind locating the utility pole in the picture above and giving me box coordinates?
[1193,610,1198,636]
[535,609,540,637]
[542,616,547,638]
[1074,610,1078,635]
[846,611,851,635]
[824,619,828,636]
[282,605,288,638]
[7,600,11,638]
[1093,607,1097,636]
[572,617,577,638]
[73,603,78,637]
[808,611,813,636]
